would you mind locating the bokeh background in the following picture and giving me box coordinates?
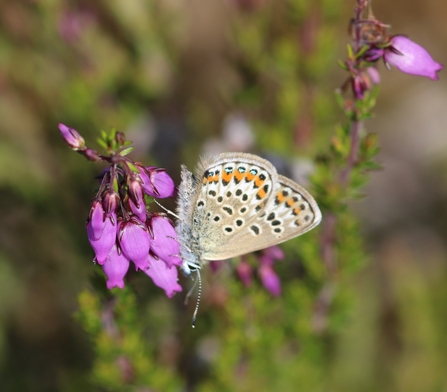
[1,0,447,391]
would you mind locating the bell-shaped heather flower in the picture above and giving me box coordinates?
[87,200,117,265]
[147,215,181,268]
[144,253,182,298]
[384,36,443,80]
[102,245,130,289]
[128,178,147,222]
[138,166,175,198]
[257,246,284,296]
[58,123,85,150]
[118,219,150,270]
[236,259,253,287]
[258,265,281,296]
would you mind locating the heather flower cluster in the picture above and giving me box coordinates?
[59,124,182,297]
[343,9,442,100]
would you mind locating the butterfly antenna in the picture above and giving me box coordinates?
[153,199,180,220]
[191,270,202,329]
[184,274,199,305]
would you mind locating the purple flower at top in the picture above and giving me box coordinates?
[58,123,85,150]
[384,36,443,80]
[86,200,117,265]
[144,253,182,298]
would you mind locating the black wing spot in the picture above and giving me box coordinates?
[242,194,248,201]
[255,205,262,212]
[235,219,243,227]
[235,189,243,196]
[259,174,266,180]
[240,207,247,213]
[214,216,221,222]
[300,204,306,210]
[304,215,311,222]
[209,190,217,197]
[197,200,205,207]
[250,225,260,235]
[224,227,233,233]
[267,212,275,221]
[274,228,282,233]
[238,166,246,173]
[226,191,232,197]
[222,206,233,215]
[217,196,223,203]
[271,220,281,226]
[294,220,300,226]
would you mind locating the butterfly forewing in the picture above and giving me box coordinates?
[190,153,279,260]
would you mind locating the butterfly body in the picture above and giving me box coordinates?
[176,152,322,276]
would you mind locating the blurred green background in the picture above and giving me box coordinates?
[1,0,447,391]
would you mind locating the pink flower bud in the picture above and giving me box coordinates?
[58,123,85,150]
[103,191,119,218]
[128,178,146,222]
[102,245,130,289]
[147,215,181,268]
[144,254,182,298]
[84,148,102,162]
[118,219,150,270]
[384,36,443,80]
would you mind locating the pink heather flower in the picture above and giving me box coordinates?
[259,265,281,296]
[58,123,85,150]
[147,215,181,268]
[144,253,182,298]
[384,36,443,80]
[87,200,117,265]
[138,166,175,198]
[102,245,130,289]
[262,246,285,262]
[236,259,253,287]
[118,219,150,270]
[257,246,284,295]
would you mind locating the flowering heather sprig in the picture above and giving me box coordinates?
[341,6,442,102]
[59,124,182,297]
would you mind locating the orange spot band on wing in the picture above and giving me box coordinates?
[276,192,287,203]
[222,171,233,183]
[293,207,301,215]
[234,170,245,182]
[246,172,256,181]
[257,188,267,199]
[254,176,264,188]
[203,177,208,185]
[286,197,295,207]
